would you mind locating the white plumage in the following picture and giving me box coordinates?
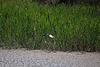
[49,34,55,38]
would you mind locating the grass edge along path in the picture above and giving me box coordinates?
[0,0,100,51]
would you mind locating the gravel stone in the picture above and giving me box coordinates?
[0,49,100,67]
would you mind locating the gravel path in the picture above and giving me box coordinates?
[0,49,100,67]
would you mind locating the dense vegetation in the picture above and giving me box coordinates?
[0,0,100,51]
[36,0,100,5]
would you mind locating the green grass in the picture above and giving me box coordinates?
[0,0,100,51]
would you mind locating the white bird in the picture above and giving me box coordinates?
[42,34,55,38]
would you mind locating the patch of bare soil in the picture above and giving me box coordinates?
[0,49,100,67]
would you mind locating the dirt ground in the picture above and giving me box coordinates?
[0,49,100,67]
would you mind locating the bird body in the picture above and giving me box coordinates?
[49,34,55,38]
[42,34,55,38]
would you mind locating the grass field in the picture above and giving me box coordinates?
[0,0,100,51]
